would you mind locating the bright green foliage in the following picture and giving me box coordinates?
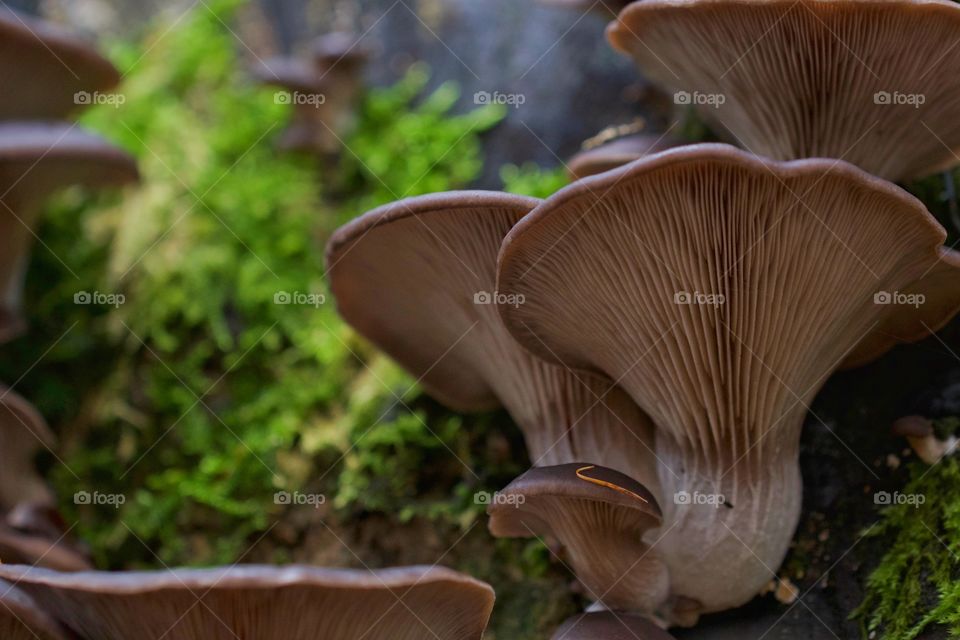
[500,162,569,198]
[853,458,960,639]
[3,0,504,567]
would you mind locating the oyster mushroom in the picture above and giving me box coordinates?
[326,192,658,487]
[0,8,120,120]
[0,122,138,343]
[0,580,71,640]
[608,0,960,181]
[892,415,958,465]
[253,32,368,155]
[552,611,676,639]
[568,133,679,180]
[488,463,668,615]
[0,564,493,640]
[496,144,960,619]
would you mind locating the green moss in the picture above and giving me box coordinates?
[500,162,569,198]
[853,457,960,639]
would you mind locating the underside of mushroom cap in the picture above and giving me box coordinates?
[0,565,494,640]
[551,611,676,640]
[0,9,120,120]
[489,463,668,614]
[496,143,958,612]
[608,0,960,181]
[0,122,138,340]
[568,134,679,180]
[327,192,659,486]
[0,580,71,640]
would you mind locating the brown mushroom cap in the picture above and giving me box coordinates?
[0,564,493,640]
[309,32,369,71]
[0,580,71,640]
[551,611,676,640]
[568,134,680,181]
[0,527,91,572]
[891,415,934,439]
[327,192,659,485]
[489,463,667,613]
[0,9,120,121]
[608,0,960,181]
[0,122,138,341]
[496,143,960,614]
[0,387,56,510]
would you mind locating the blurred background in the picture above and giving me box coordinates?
[3,1,959,638]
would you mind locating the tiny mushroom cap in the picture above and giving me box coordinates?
[326,191,659,489]
[496,143,960,617]
[551,612,676,640]
[568,134,679,180]
[252,33,368,154]
[0,122,138,342]
[0,580,71,640]
[0,387,56,510]
[0,9,120,120]
[0,564,494,640]
[488,463,668,614]
[0,527,91,572]
[608,0,960,181]
[892,415,958,464]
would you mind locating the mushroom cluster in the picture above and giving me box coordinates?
[325,0,960,631]
[0,8,137,569]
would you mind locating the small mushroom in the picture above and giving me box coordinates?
[496,144,960,618]
[568,133,679,180]
[0,122,138,342]
[608,0,960,181]
[253,32,368,155]
[0,8,119,120]
[892,415,958,465]
[0,386,56,510]
[326,192,658,487]
[0,579,71,640]
[551,611,676,640]
[0,564,494,639]
[488,463,668,614]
